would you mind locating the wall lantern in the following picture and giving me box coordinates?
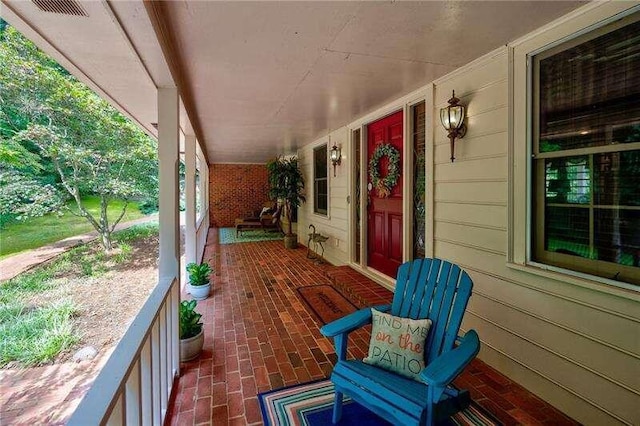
[439,90,467,162]
[329,135,341,177]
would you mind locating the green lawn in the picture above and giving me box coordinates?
[0,196,146,259]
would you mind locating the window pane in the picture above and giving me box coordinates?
[594,209,640,267]
[538,19,640,152]
[354,129,361,263]
[195,169,201,215]
[544,206,590,257]
[315,178,327,214]
[412,102,426,259]
[533,13,640,285]
[593,150,640,206]
[544,156,590,205]
[314,145,328,214]
[314,146,327,179]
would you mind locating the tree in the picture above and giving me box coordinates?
[0,23,158,250]
[1,21,63,223]
[266,156,305,236]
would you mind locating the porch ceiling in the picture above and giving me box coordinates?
[1,0,171,137]
[1,1,585,164]
[163,1,584,163]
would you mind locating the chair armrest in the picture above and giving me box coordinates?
[320,304,391,337]
[420,329,480,387]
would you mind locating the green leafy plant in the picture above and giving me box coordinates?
[186,262,212,286]
[266,156,306,236]
[112,242,132,263]
[0,300,78,367]
[179,300,203,339]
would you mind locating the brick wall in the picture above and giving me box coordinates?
[209,163,270,227]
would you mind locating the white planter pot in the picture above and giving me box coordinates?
[187,283,210,300]
[180,329,204,362]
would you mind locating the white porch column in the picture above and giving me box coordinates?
[184,134,197,267]
[158,87,180,282]
[202,155,209,216]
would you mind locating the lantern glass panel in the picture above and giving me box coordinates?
[450,105,465,129]
[440,108,453,130]
[330,147,340,162]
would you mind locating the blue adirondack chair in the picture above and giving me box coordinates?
[320,258,480,426]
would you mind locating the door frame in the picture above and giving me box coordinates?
[347,84,435,287]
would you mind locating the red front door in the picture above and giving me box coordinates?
[367,110,403,278]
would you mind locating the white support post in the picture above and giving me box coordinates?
[205,158,210,216]
[157,87,180,398]
[125,360,141,425]
[185,134,197,267]
[206,160,210,216]
[158,87,180,282]
[140,336,152,425]
[151,321,161,426]
[105,394,124,426]
[170,279,180,378]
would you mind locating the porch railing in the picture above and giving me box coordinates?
[68,276,180,425]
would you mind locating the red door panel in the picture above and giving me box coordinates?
[389,213,403,263]
[372,212,385,256]
[367,110,403,278]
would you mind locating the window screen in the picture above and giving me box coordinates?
[314,145,328,215]
[532,13,640,285]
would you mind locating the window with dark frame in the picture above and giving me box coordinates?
[314,145,328,215]
[195,156,202,217]
[412,102,426,260]
[354,129,361,263]
[531,13,640,286]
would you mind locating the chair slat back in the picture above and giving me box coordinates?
[391,259,473,364]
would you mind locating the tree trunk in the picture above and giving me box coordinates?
[286,201,293,235]
[53,160,122,253]
[98,196,113,251]
[101,231,113,251]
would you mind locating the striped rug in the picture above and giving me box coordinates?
[259,379,500,426]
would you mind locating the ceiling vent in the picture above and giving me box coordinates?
[32,0,88,17]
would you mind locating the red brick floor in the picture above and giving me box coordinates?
[167,230,578,425]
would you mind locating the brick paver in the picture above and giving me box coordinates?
[0,349,111,425]
[167,229,578,425]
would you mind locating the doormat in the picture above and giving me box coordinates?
[259,379,502,426]
[297,285,358,325]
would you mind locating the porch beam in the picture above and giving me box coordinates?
[158,87,181,282]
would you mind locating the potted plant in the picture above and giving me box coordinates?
[267,156,306,249]
[179,300,204,362]
[186,262,212,300]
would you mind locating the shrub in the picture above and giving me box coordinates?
[138,198,159,215]
[179,300,202,339]
[186,262,212,286]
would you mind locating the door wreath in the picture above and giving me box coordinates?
[369,143,400,198]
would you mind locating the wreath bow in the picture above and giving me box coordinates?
[369,143,400,198]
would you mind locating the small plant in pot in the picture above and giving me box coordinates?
[186,262,212,300]
[180,300,204,362]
